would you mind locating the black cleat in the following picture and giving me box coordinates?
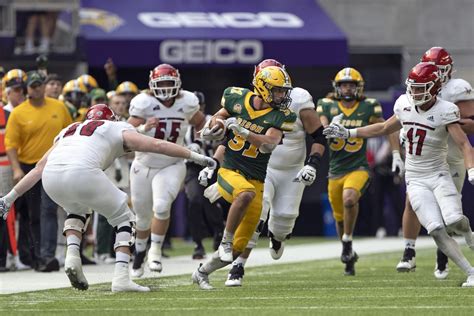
[344,252,359,276]
[341,240,355,263]
[225,263,245,287]
[192,246,206,260]
[396,247,416,272]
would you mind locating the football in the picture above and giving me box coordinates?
[209,116,225,131]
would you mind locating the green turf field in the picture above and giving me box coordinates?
[2,247,474,315]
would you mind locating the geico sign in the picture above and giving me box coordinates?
[138,12,303,28]
[160,40,263,64]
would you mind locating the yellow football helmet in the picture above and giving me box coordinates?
[77,74,98,92]
[116,81,139,95]
[252,66,292,109]
[2,69,27,88]
[332,67,364,101]
[62,79,88,109]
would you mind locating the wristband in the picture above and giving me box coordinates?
[306,153,322,169]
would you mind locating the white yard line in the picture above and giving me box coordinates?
[0,236,437,294]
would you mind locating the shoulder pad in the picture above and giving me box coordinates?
[439,100,460,124]
[128,92,155,117]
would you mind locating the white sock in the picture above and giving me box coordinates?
[404,239,416,249]
[222,229,234,243]
[199,251,229,274]
[342,234,352,242]
[135,237,149,252]
[234,256,247,266]
[150,233,164,244]
[115,251,130,265]
[66,235,81,256]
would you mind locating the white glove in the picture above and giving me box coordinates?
[391,150,405,176]
[0,198,12,220]
[204,183,222,203]
[198,167,215,187]
[469,168,474,185]
[225,117,250,139]
[186,143,203,155]
[200,119,226,141]
[323,123,350,139]
[189,152,217,169]
[293,165,317,186]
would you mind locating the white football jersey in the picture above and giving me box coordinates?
[129,90,199,168]
[47,120,134,171]
[268,87,315,169]
[439,78,474,164]
[393,94,460,178]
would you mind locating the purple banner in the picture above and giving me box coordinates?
[80,0,347,67]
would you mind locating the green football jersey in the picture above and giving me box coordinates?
[316,97,383,176]
[221,87,297,181]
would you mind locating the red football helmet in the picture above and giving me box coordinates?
[253,59,285,77]
[421,47,453,85]
[85,104,117,121]
[149,64,181,100]
[405,62,441,107]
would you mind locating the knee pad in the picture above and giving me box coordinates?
[246,220,265,249]
[268,214,297,241]
[63,214,90,235]
[114,221,136,252]
[153,199,172,220]
[446,215,471,235]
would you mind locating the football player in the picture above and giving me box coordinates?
[396,47,474,279]
[191,66,297,290]
[324,62,474,287]
[0,104,215,292]
[224,59,326,286]
[317,67,402,276]
[127,64,207,277]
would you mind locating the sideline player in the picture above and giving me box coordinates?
[323,62,474,287]
[0,104,215,292]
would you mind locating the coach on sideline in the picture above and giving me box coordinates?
[5,70,72,272]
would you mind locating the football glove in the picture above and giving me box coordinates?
[225,117,250,139]
[200,118,226,141]
[293,165,317,186]
[391,150,405,176]
[469,168,474,185]
[0,198,11,220]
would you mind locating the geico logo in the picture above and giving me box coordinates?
[138,12,304,28]
[160,40,263,64]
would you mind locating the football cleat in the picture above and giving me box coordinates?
[192,264,213,290]
[396,247,416,272]
[344,252,359,276]
[131,250,147,278]
[225,263,245,287]
[192,246,206,260]
[218,241,233,263]
[269,236,284,260]
[147,244,163,272]
[64,253,88,291]
[434,248,449,280]
[462,274,474,287]
[341,240,356,263]
[112,264,150,292]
